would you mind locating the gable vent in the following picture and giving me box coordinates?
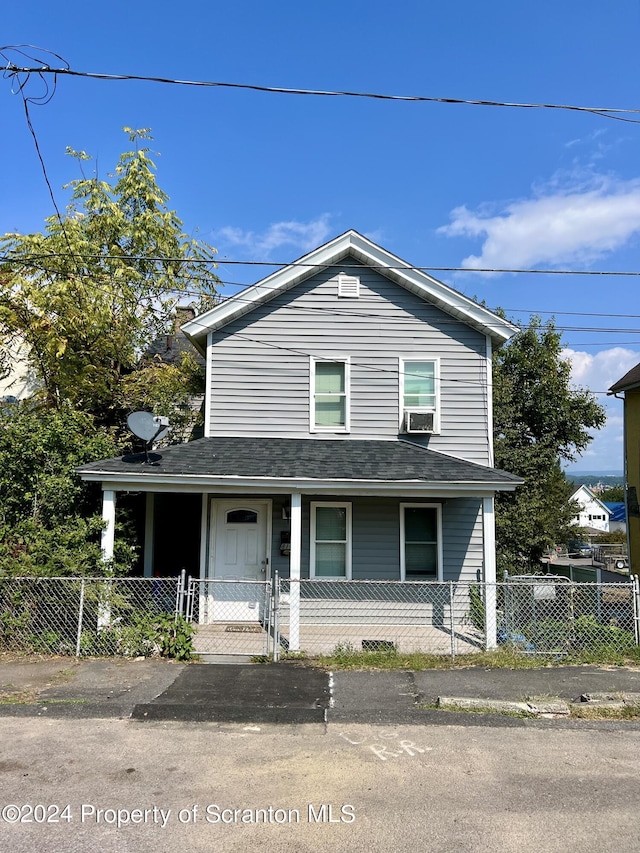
[337,273,360,298]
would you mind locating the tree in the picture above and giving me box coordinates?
[0,401,135,576]
[599,486,625,502]
[0,129,219,575]
[493,317,606,573]
[0,127,219,431]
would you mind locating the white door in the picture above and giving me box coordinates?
[206,500,270,622]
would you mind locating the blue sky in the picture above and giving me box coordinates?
[2,0,639,471]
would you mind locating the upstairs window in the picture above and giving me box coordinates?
[311,359,350,431]
[400,358,440,433]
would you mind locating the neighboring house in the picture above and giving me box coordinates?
[77,230,523,646]
[144,306,207,442]
[570,485,611,533]
[603,502,626,534]
[609,363,640,574]
[0,336,37,402]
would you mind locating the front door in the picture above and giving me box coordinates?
[206,500,270,622]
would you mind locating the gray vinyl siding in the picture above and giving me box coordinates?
[194,493,483,583]
[297,495,482,582]
[207,261,491,464]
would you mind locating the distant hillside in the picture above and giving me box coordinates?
[566,472,624,487]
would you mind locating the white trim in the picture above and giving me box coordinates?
[485,336,494,467]
[309,356,351,433]
[199,494,209,581]
[398,356,441,434]
[182,231,519,347]
[84,474,519,495]
[310,501,352,579]
[399,502,443,582]
[204,332,212,437]
[289,493,302,651]
[207,498,272,581]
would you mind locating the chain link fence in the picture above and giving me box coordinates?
[497,576,639,657]
[275,578,480,658]
[186,579,273,657]
[0,576,181,657]
[1,574,638,661]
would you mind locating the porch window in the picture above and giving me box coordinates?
[311,359,349,431]
[226,509,258,524]
[400,504,441,580]
[311,502,352,578]
[400,358,440,432]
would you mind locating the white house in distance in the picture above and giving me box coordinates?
[570,485,611,533]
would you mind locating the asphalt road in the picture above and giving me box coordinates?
[1,716,640,853]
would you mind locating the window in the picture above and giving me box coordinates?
[226,509,258,524]
[311,359,349,431]
[400,504,441,580]
[400,358,440,433]
[311,502,352,578]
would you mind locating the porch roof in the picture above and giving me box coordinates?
[77,437,523,493]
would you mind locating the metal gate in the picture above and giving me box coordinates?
[184,578,273,657]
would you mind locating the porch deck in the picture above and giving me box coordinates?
[192,621,483,657]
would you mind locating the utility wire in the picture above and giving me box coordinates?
[3,251,640,278]
[2,50,640,124]
[3,258,640,334]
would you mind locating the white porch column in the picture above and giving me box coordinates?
[289,492,302,652]
[101,489,116,567]
[99,489,116,631]
[483,495,497,649]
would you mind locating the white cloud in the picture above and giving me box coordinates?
[437,172,640,269]
[215,215,333,259]
[562,347,640,471]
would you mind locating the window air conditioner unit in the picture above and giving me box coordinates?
[404,409,435,434]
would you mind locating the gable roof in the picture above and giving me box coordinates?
[77,436,523,493]
[609,361,640,394]
[182,230,519,349]
[570,485,611,515]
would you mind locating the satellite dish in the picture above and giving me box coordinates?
[127,411,161,441]
[126,412,171,461]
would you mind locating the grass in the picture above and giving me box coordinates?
[420,701,537,719]
[311,643,640,671]
[0,690,39,705]
[569,704,640,721]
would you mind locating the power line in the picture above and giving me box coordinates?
[4,258,640,335]
[3,50,640,124]
[3,251,640,278]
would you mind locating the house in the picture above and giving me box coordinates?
[144,306,207,443]
[609,362,640,574]
[0,336,37,402]
[77,230,523,649]
[569,485,611,533]
[603,502,626,534]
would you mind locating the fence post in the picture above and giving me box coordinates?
[174,569,186,622]
[272,572,279,662]
[449,581,455,661]
[485,582,497,650]
[633,575,640,646]
[75,578,86,658]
